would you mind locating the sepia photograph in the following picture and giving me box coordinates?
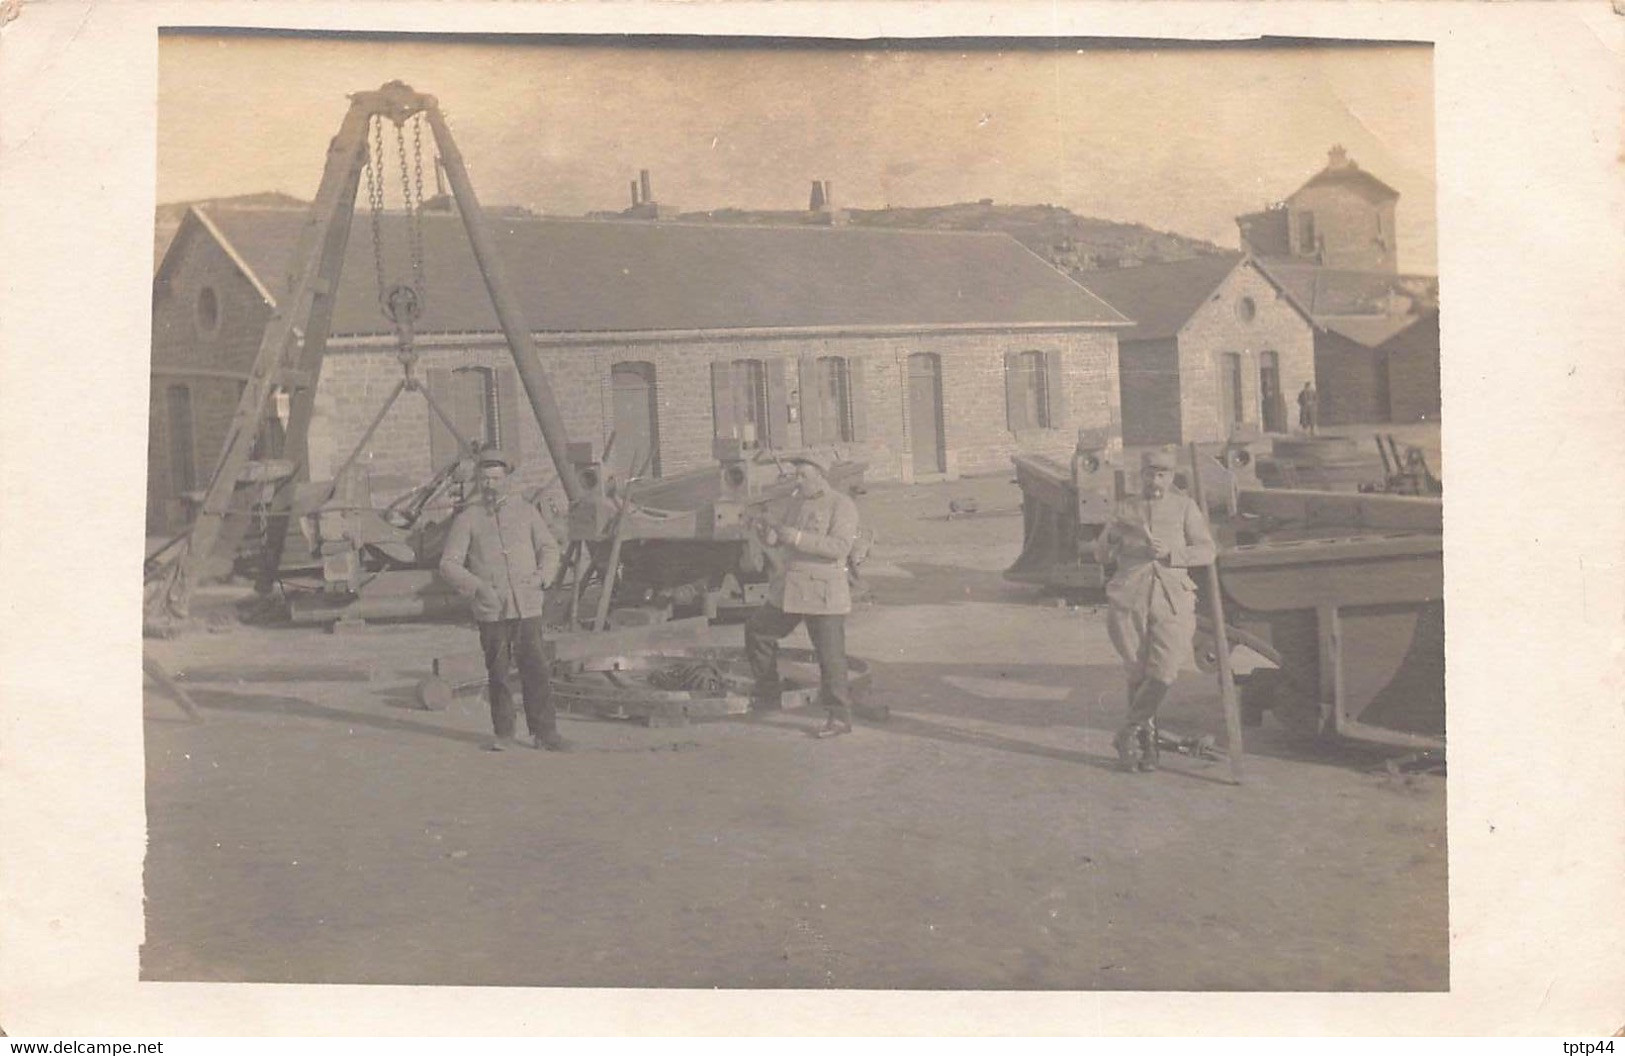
[138,32,1447,991]
[3,0,1622,1038]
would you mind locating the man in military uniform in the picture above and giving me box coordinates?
[1093,447,1216,771]
[1297,381,1320,435]
[745,451,861,738]
[438,448,568,752]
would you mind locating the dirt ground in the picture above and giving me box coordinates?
[142,428,1447,991]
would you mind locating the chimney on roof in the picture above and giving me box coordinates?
[621,168,677,220]
[1328,145,1351,170]
[809,178,848,226]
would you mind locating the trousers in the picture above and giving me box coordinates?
[744,604,852,720]
[479,616,556,739]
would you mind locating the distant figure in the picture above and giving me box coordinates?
[438,448,568,753]
[1298,382,1320,435]
[1092,447,1216,772]
[744,451,860,738]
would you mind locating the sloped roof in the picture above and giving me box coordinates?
[1257,261,1438,319]
[185,206,1129,336]
[1072,253,1249,342]
[1293,161,1400,203]
[1322,310,1436,349]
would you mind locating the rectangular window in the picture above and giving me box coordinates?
[1297,212,1317,255]
[713,358,768,446]
[1005,350,1053,431]
[453,366,500,448]
[814,356,853,443]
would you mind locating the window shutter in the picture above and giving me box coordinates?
[798,355,825,446]
[495,367,522,455]
[847,357,868,442]
[1044,350,1068,429]
[1004,351,1026,431]
[710,360,735,439]
[765,358,790,449]
[427,367,459,470]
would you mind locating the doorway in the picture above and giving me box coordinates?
[611,361,661,478]
[1259,351,1285,433]
[1220,352,1246,435]
[907,353,945,475]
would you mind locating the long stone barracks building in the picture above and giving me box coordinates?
[1078,253,1317,447]
[147,206,1130,531]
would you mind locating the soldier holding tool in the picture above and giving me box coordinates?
[439,448,568,753]
[1093,447,1216,772]
[744,451,861,738]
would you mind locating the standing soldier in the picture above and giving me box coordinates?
[1093,447,1216,772]
[438,448,568,752]
[1297,381,1320,436]
[745,452,860,738]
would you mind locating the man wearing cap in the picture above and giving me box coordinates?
[1297,381,1319,436]
[744,451,861,738]
[439,448,568,752]
[1092,446,1216,771]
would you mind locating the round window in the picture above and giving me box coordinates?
[196,285,221,335]
[1236,296,1257,323]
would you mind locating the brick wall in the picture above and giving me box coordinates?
[307,326,1122,496]
[1176,262,1316,443]
[1288,185,1398,273]
[146,220,274,531]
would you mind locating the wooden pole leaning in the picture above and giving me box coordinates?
[1187,442,1246,785]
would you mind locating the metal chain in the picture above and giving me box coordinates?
[411,113,427,297]
[365,116,388,316]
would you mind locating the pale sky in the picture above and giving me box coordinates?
[159,35,1437,273]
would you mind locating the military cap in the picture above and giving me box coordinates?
[476,447,515,472]
[1141,446,1179,471]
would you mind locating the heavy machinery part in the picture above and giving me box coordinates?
[1219,533,1445,749]
[419,638,875,728]
[144,81,584,634]
[557,648,875,727]
[1005,437,1444,751]
[423,104,581,505]
[1005,439,1256,592]
[1255,435,1386,492]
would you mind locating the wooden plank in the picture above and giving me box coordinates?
[1190,442,1246,784]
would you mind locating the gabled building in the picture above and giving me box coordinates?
[148,205,1131,531]
[1237,145,1401,274]
[1077,253,1316,445]
[1259,261,1441,425]
[1237,147,1440,426]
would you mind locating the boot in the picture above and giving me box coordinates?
[814,710,852,738]
[1112,724,1143,772]
[1136,720,1160,772]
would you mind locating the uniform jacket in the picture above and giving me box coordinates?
[1093,491,1215,617]
[438,494,562,623]
[767,486,860,615]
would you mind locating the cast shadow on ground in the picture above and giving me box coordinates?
[856,657,1417,774]
[170,687,491,748]
[868,710,1235,786]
